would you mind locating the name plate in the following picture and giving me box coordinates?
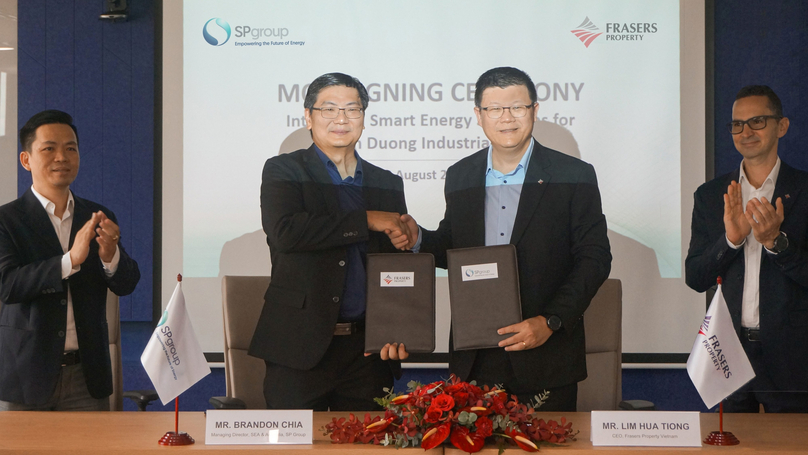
[205,409,312,445]
[591,411,701,447]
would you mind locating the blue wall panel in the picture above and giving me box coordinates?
[713,0,807,176]
[45,0,75,113]
[129,0,156,322]
[73,2,104,156]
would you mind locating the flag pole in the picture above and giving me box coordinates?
[158,274,195,446]
[174,277,181,437]
[175,397,179,434]
[703,277,739,446]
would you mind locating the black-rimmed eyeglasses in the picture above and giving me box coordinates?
[479,104,534,119]
[727,115,782,134]
[310,107,364,119]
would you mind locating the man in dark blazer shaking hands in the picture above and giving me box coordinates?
[0,110,140,411]
[686,85,808,412]
[403,67,612,411]
[248,73,414,411]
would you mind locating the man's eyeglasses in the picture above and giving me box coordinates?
[479,104,534,119]
[310,107,364,119]
[727,115,782,134]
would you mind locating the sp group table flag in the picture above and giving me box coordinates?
[686,283,755,409]
[141,280,211,405]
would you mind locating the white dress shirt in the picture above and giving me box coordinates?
[30,187,120,352]
[726,158,781,328]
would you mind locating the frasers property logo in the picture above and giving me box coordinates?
[570,17,602,48]
[700,333,734,379]
[203,18,231,46]
[696,315,734,379]
[571,16,659,47]
[698,315,712,337]
[380,272,414,287]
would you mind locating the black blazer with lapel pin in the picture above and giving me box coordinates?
[420,139,612,390]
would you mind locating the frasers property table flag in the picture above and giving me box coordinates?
[686,284,755,409]
[141,281,211,405]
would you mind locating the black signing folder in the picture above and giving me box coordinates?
[447,244,522,350]
[365,253,436,353]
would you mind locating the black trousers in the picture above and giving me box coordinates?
[263,332,393,411]
[466,348,578,412]
[723,336,808,413]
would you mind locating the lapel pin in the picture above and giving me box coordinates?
[538,179,544,184]
[786,194,790,199]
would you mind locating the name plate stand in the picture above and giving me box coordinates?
[205,410,313,445]
[590,411,702,447]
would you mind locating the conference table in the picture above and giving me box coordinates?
[0,411,804,454]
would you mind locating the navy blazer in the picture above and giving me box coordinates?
[248,146,408,371]
[0,189,140,405]
[685,161,808,391]
[420,139,612,390]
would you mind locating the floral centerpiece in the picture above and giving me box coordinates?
[322,375,577,453]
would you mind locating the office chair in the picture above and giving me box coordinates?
[578,278,654,411]
[208,275,271,409]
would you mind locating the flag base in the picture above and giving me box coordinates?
[703,431,739,446]
[158,431,195,446]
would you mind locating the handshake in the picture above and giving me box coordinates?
[366,211,419,251]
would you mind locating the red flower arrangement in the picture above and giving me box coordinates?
[322,375,577,453]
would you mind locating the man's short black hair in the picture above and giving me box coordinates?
[20,109,79,151]
[735,85,784,117]
[474,67,538,108]
[304,73,369,110]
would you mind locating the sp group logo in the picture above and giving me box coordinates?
[461,263,499,281]
[203,18,231,46]
[202,17,302,48]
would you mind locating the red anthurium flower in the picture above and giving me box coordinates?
[391,394,411,405]
[450,426,486,453]
[421,422,451,450]
[506,428,539,452]
[475,416,493,438]
[365,416,394,433]
[468,406,492,416]
[432,393,455,411]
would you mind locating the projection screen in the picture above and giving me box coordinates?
[163,0,707,366]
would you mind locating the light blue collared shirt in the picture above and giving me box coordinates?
[484,140,534,246]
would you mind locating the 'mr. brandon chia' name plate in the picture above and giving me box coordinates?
[365,253,436,353]
[447,244,522,350]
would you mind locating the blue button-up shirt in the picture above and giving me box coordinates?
[315,147,367,321]
[484,140,534,246]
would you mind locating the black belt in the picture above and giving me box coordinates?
[334,321,365,336]
[741,327,760,342]
[61,351,81,366]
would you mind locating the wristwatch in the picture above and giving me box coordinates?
[545,315,562,331]
[767,231,789,254]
